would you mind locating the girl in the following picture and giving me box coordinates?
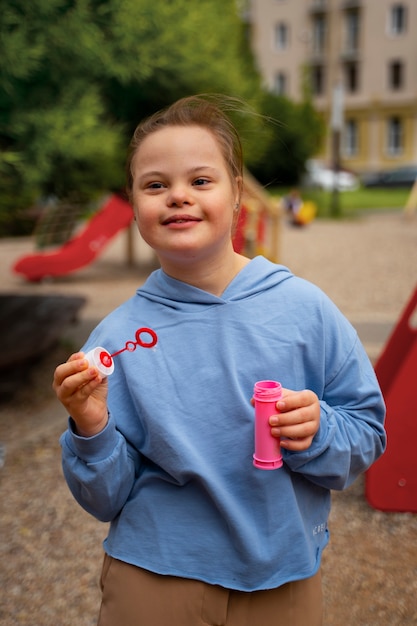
[53,95,386,626]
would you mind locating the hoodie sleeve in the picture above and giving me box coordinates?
[282,328,386,491]
[60,413,139,522]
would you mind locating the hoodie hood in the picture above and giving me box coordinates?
[137,256,293,310]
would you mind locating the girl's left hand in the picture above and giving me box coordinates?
[269,388,320,451]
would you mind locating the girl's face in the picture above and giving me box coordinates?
[130,125,241,269]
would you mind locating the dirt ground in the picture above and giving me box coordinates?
[1,210,416,625]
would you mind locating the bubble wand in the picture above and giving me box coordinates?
[84,327,158,376]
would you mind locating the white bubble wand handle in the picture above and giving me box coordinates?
[84,347,114,376]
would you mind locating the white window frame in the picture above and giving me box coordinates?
[389,4,407,35]
[388,59,404,90]
[344,62,359,93]
[274,72,287,96]
[344,10,360,53]
[311,65,325,96]
[344,119,359,157]
[274,22,289,51]
[386,116,403,156]
[312,15,326,54]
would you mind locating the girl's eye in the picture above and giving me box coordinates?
[147,182,164,189]
[193,178,210,186]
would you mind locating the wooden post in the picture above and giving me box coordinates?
[404,178,417,218]
[330,83,344,218]
[126,221,135,267]
[242,168,282,263]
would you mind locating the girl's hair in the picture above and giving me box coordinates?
[126,94,244,203]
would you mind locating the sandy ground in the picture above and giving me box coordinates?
[0,210,417,625]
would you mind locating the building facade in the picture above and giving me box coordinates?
[247,0,417,174]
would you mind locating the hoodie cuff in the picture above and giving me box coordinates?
[63,412,119,463]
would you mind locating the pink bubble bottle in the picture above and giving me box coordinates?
[253,380,283,470]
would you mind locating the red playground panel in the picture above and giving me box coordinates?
[366,286,417,513]
[13,194,134,282]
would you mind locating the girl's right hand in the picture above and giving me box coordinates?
[52,352,109,437]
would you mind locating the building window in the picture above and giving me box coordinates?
[312,15,326,54]
[311,65,325,96]
[344,62,359,93]
[344,119,358,157]
[389,4,407,35]
[387,116,403,155]
[389,60,404,90]
[274,22,289,50]
[274,72,287,95]
[344,10,360,53]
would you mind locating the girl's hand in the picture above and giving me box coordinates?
[52,352,109,437]
[268,388,320,451]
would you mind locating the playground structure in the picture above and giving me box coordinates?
[13,194,137,282]
[13,174,282,282]
[366,285,417,513]
[233,169,281,261]
[404,177,417,218]
[367,177,416,513]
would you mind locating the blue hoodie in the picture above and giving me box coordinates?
[61,256,386,591]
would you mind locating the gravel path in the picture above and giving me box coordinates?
[1,210,416,625]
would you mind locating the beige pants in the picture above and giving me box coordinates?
[97,554,323,626]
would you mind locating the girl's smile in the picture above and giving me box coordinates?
[161,213,203,228]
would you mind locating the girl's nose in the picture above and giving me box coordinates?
[167,185,191,207]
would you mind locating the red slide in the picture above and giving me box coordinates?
[13,194,134,282]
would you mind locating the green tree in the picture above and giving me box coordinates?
[0,0,265,234]
[96,0,265,146]
[0,0,322,236]
[0,0,127,233]
[249,91,324,187]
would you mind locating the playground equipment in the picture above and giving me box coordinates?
[234,169,281,262]
[13,195,134,281]
[366,286,417,513]
[404,177,417,218]
[13,174,282,282]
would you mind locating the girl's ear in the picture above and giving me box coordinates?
[232,176,243,234]
[235,175,243,207]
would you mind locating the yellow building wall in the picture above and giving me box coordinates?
[319,103,417,174]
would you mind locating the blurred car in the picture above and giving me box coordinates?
[302,160,359,192]
[362,165,417,188]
